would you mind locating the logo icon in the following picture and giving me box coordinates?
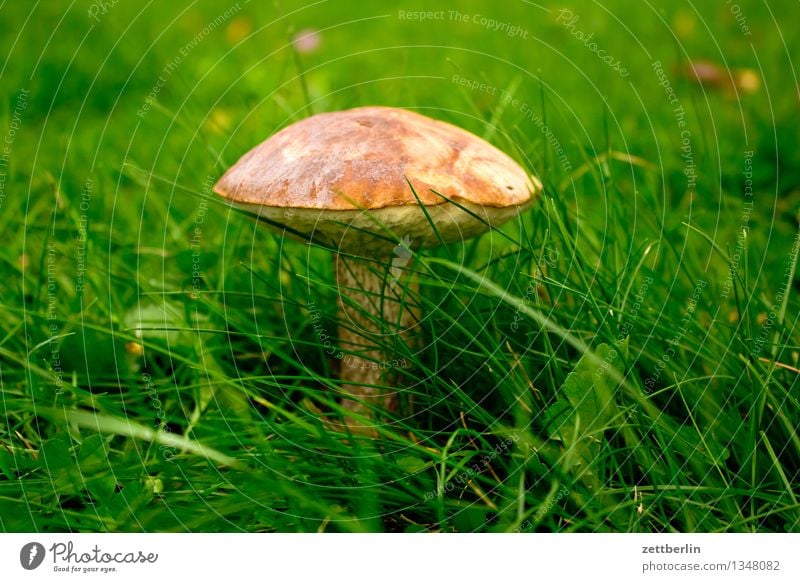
[20,542,46,570]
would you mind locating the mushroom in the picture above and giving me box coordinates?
[213,106,541,430]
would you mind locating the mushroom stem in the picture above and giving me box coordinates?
[334,254,418,428]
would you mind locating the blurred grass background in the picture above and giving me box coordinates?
[1,0,799,532]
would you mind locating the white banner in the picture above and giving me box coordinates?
[1,533,797,581]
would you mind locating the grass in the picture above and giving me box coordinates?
[1,0,799,532]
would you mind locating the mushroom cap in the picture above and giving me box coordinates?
[214,106,541,254]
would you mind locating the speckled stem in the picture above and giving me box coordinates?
[334,254,419,429]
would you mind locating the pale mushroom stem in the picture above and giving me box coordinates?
[334,254,418,428]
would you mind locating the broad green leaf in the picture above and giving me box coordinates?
[541,340,628,485]
[78,434,109,468]
[541,398,572,442]
[86,473,117,503]
[39,438,73,471]
[561,342,623,432]
[396,455,429,474]
[0,448,16,480]
[453,506,489,531]
[106,481,153,522]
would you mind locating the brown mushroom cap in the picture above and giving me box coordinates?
[214,106,541,254]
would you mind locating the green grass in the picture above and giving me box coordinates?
[1,0,799,532]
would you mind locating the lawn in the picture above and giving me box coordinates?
[1,0,799,532]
